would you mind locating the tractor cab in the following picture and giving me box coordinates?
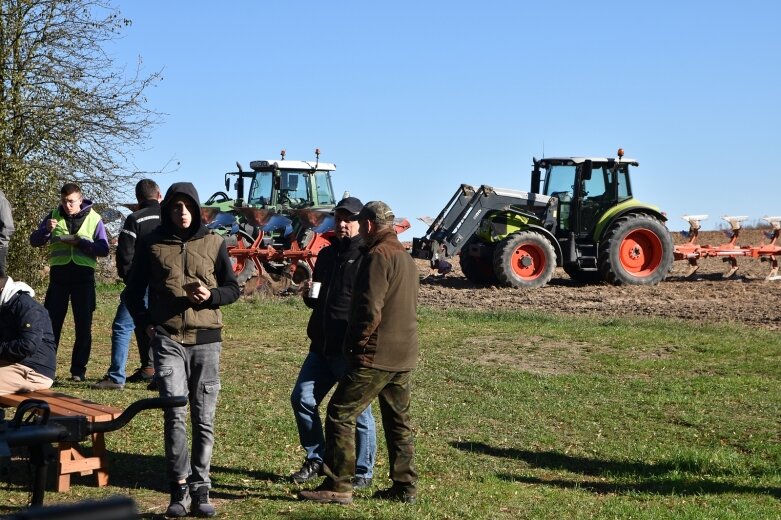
[203,150,338,238]
[532,151,637,239]
[244,158,337,210]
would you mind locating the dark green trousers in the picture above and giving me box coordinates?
[323,366,416,493]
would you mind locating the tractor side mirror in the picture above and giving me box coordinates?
[582,160,593,181]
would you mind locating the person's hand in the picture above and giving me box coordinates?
[146,324,156,339]
[185,283,211,305]
[46,219,57,232]
[300,280,313,297]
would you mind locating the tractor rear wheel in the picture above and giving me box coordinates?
[493,231,556,289]
[459,237,498,285]
[598,214,673,285]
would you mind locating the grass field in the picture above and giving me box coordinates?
[1,285,779,519]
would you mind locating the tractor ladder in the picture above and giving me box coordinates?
[674,215,781,280]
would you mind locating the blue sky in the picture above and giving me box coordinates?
[111,1,781,237]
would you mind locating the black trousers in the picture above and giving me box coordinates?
[44,278,96,378]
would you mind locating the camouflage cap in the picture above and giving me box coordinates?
[350,200,395,225]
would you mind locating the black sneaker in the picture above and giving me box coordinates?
[352,476,373,489]
[373,484,417,504]
[290,459,323,484]
[127,367,155,383]
[191,486,216,517]
[166,482,191,518]
[91,376,124,390]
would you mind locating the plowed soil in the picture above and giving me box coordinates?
[416,230,781,330]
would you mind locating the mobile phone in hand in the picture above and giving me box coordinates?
[183,281,202,292]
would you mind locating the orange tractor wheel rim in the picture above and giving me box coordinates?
[619,229,663,276]
[511,243,547,280]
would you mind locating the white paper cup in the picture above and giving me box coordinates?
[308,281,322,299]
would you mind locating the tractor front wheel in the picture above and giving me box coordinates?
[493,231,556,289]
[598,214,673,285]
[459,237,498,285]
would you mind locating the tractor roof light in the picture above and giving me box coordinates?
[617,148,624,158]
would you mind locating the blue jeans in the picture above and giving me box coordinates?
[107,288,149,384]
[154,334,221,488]
[291,351,376,479]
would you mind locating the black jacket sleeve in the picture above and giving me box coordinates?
[116,214,139,282]
[207,240,240,306]
[126,236,151,328]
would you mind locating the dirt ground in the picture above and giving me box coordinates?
[415,229,781,330]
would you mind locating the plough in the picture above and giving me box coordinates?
[225,205,411,292]
[674,215,781,280]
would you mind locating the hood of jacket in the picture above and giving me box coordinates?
[0,276,35,308]
[160,182,206,240]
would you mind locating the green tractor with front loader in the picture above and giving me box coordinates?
[412,149,674,288]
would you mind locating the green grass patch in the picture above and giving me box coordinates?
[1,287,778,518]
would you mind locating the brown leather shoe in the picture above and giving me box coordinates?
[298,487,353,505]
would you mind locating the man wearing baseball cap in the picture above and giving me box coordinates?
[300,200,419,505]
[290,196,377,489]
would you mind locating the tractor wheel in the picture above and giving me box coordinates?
[459,238,498,285]
[598,214,673,285]
[493,231,556,289]
[563,264,602,284]
[291,260,312,288]
[234,258,258,286]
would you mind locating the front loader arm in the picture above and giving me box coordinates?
[412,185,554,267]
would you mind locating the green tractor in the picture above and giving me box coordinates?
[412,149,674,288]
[202,150,340,291]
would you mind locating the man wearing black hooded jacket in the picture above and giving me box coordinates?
[127,182,239,518]
[289,197,377,488]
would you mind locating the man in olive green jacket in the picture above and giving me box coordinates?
[299,201,419,506]
[127,182,239,518]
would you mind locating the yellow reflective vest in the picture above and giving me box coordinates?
[49,208,101,269]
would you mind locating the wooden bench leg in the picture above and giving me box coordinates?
[92,432,110,487]
[57,442,73,492]
[55,437,109,492]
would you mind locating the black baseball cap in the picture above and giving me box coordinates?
[333,196,363,215]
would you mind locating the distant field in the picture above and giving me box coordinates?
[1,287,779,519]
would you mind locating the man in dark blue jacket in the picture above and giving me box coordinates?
[0,276,57,395]
[93,179,161,389]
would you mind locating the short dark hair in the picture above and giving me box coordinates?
[60,183,81,197]
[135,179,160,202]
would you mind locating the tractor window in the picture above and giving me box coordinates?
[582,166,607,200]
[279,171,312,207]
[616,166,631,200]
[544,165,576,197]
[248,172,274,206]
[544,165,576,232]
[313,171,336,206]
